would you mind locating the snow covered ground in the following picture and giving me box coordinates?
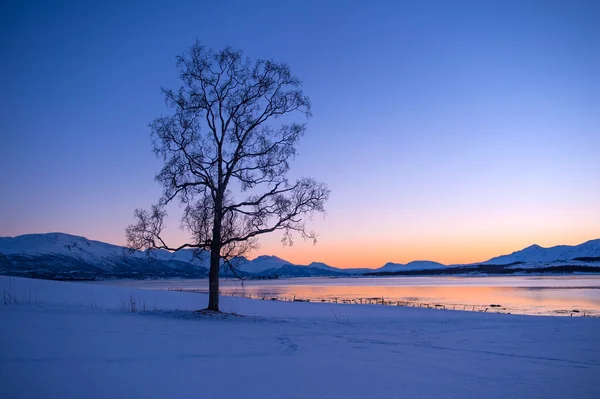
[1,276,599,399]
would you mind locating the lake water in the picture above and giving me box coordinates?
[97,275,600,317]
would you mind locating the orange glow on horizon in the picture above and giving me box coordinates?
[247,207,600,268]
[46,208,600,270]
[252,231,600,269]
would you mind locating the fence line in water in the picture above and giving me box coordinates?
[165,286,595,317]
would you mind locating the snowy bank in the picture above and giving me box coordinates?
[1,276,599,398]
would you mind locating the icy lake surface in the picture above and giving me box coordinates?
[97,275,600,316]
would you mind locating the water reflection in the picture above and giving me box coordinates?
[100,275,600,316]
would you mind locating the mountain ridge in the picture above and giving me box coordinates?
[1,233,599,279]
[483,239,600,266]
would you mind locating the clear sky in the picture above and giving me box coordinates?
[1,0,599,268]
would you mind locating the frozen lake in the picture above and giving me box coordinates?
[96,275,600,316]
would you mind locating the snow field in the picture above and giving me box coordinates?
[1,276,599,398]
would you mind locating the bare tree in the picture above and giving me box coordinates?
[126,43,329,312]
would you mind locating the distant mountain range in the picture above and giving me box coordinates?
[0,233,599,280]
[484,241,600,265]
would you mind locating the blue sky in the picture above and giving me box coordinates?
[1,0,599,267]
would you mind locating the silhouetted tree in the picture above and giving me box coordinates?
[126,43,329,312]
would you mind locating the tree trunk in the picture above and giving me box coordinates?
[207,243,220,311]
[207,193,223,312]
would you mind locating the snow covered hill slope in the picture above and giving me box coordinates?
[0,233,208,280]
[0,232,136,261]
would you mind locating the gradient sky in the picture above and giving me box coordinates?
[1,0,599,268]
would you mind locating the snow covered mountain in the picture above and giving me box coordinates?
[236,255,292,274]
[0,233,209,280]
[255,264,346,278]
[235,258,371,276]
[1,233,599,280]
[0,233,134,260]
[300,262,372,274]
[376,261,446,273]
[483,239,600,266]
[0,233,357,279]
[0,233,438,279]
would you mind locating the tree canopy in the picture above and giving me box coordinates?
[126,43,329,311]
